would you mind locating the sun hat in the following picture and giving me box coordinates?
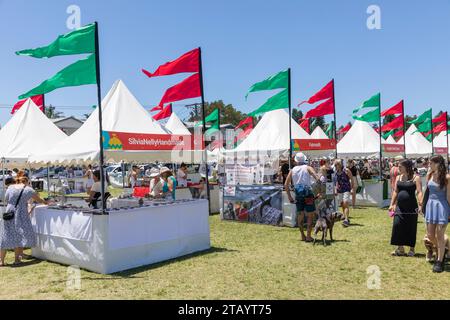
[146,168,160,178]
[160,167,171,175]
[394,155,404,161]
[294,152,308,164]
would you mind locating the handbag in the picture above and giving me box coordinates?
[3,187,26,221]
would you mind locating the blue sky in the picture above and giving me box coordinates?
[0,0,449,127]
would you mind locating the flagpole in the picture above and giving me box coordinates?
[288,68,293,169]
[198,47,211,214]
[42,94,46,115]
[94,21,106,214]
[431,108,434,157]
[402,100,406,158]
[446,111,449,171]
[332,79,337,158]
[378,94,383,180]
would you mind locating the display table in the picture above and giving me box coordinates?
[31,200,210,274]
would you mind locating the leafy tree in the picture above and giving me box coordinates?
[292,109,304,123]
[187,100,246,126]
[45,105,64,119]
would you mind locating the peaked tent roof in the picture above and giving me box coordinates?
[311,126,329,139]
[433,131,450,155]
[0,99,67,166]
[29,80,189,165]
[384,136,396,144]
[337,120,380,158]
[164,112,191,135]
[234,109,310,152]
[398,124,432,158]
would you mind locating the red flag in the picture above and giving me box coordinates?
[433,112,447,124]
[11,95,44,114]
[303,98,334,119]
[381,100,403,117]
[235,126,253,143]
[236,117,253,130]
[150,105,163,112]
[394,130,404,138]
[153,104,173,121]
[338,123,351,134]
[299,119,310,133]
[381,115,404,132]
[142,48,199,78]
[299,80,334,106]
[433,122,447,134]
[158,73,201,107]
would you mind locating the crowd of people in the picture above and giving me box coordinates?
[284,152,450,274]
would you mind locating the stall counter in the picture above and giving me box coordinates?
[31,199,210,274]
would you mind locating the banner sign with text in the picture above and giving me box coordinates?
[291,139,336,151]
[102,131,203,151]
[434,147,448,155]
[382,144,405,153]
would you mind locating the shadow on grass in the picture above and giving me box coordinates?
[113,246,237,278]
[8,258,42,268]
[348,223,364,227]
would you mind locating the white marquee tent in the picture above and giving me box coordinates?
[0,99,67,167]
[310,126,329,139]
[29,80,200,166]
[397,124,432,158]
[337,120,380,158]
[433,131,450,156]
[164,113,191,135]
[384,136,396,145]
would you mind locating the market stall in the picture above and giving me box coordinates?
[28,80,211,273]
[31,199,210,274]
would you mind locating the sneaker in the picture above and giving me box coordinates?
[407,250,415,257]
[433,261,444,273]
[342,220,350,227]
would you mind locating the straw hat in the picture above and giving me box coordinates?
[147,168,160,178]
[160,167,171,175]
[294,152,308,164]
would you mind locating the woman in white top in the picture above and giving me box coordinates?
[83,165,94,193]
[285,153,320,242]
[176,163,188,188]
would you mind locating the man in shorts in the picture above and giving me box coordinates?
[285,153,320,242]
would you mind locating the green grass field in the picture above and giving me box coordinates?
[0,207,449,300]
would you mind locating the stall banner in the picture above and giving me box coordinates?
[434,147,448,155]
[225,164,264,185]
[292,139,336,151]
[222,185,283,226]
[382,144,405,153]
[102,131,203,151]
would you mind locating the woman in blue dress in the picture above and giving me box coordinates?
[425,156,450,273]
[0,175,48,266]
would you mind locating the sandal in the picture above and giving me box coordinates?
[391,249,406,256]
[305,237,314,243]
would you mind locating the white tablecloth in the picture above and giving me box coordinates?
[32,200,210,274]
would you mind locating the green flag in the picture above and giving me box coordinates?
[383,130,395,139]
[352,107,380,123]
[205,109,219,123]
[325,121,334,139]
[248,89,288,117]
[245,70,288,99]
[16,24,95,58]
[352,93,381,114]
[19,54,97,99]
[425,134,433,142]
[408,109,432,124]
[412,120,432,134]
